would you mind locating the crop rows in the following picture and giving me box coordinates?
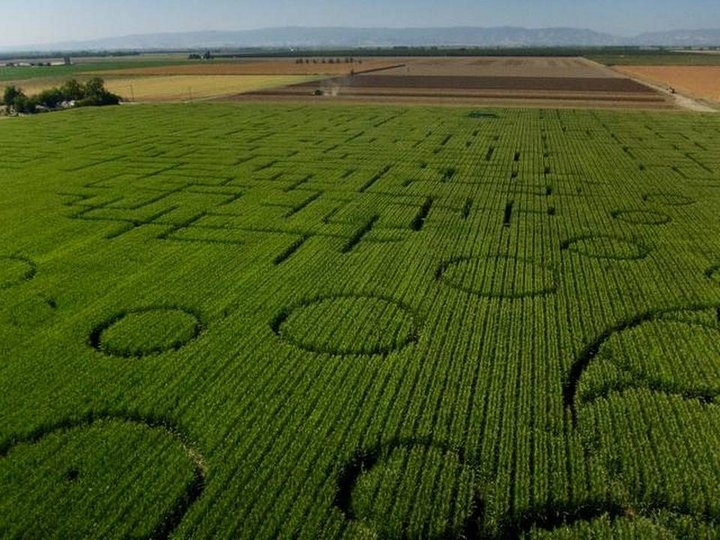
[0,103,720,538]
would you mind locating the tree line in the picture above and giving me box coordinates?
[2,77,121,114]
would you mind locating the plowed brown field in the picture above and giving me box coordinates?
[240,57,669,109]
[616,66,720,102]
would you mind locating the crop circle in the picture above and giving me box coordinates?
[437,255,556,299]
[0,418,204,539]
[336,441,480,539]
[611,209,671,225]
[598,320,720,401]
[644,192,695,207]
[273,295,420,356]
[561,235,648,260]
[0,256,36,289]
[90,307,202,358]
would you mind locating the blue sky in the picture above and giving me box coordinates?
[1,0,718,47]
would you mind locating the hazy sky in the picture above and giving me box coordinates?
[1,0,718,47]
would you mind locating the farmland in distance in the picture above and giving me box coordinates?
[246,57,672,109]
[1,102,720,537]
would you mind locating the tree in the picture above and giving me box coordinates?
[78,78,121,106]
[12,94,36,114]
[36,87,64,108]
[60,79,84,101]
[3,85,24,107]
[4,78,120,115]
[2,85,36,113]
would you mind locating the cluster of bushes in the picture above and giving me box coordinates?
[2,77,121,114]
[295,57,360,64]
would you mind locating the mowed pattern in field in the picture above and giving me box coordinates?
[248,57,670,108]
[1,103,720,537]
[617,65,720,103]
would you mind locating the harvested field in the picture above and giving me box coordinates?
[243,57,669,108]
[379,56,624,78]
[104,75,320,102]
[616,65,720,103]
[91,58,402,77]
[13,75,320,103]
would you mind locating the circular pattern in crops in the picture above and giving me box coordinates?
[644,192,695,207]
[561,235,648,261]
[0,419,203,539]
[438,255,556,299]
[611,209,671,225]
[601,321,720,400]
[275,295,419,356]
[0,256,36,289]
[91,307,202,358]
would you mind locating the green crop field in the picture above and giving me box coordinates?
[1,102,720,538]
[0,58,191,83]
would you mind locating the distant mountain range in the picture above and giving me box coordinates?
[4,27,720,53]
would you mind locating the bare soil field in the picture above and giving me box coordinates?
[240,57,670,109]
[379,56,625,78]
[616,65,720,103]
[294,74,654,93]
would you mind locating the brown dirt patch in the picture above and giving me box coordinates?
[289,75,655,93]
[616,66,720,103]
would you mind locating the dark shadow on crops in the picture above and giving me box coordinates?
[503,201,514,227]
[359,165,392,193]
[411,198,433,231]
[273,236,308,265]
[706,265,720,285]
[342,215,379,253]
[462,198,473,219]
[284,192,321,218]
[468,111,498,119]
